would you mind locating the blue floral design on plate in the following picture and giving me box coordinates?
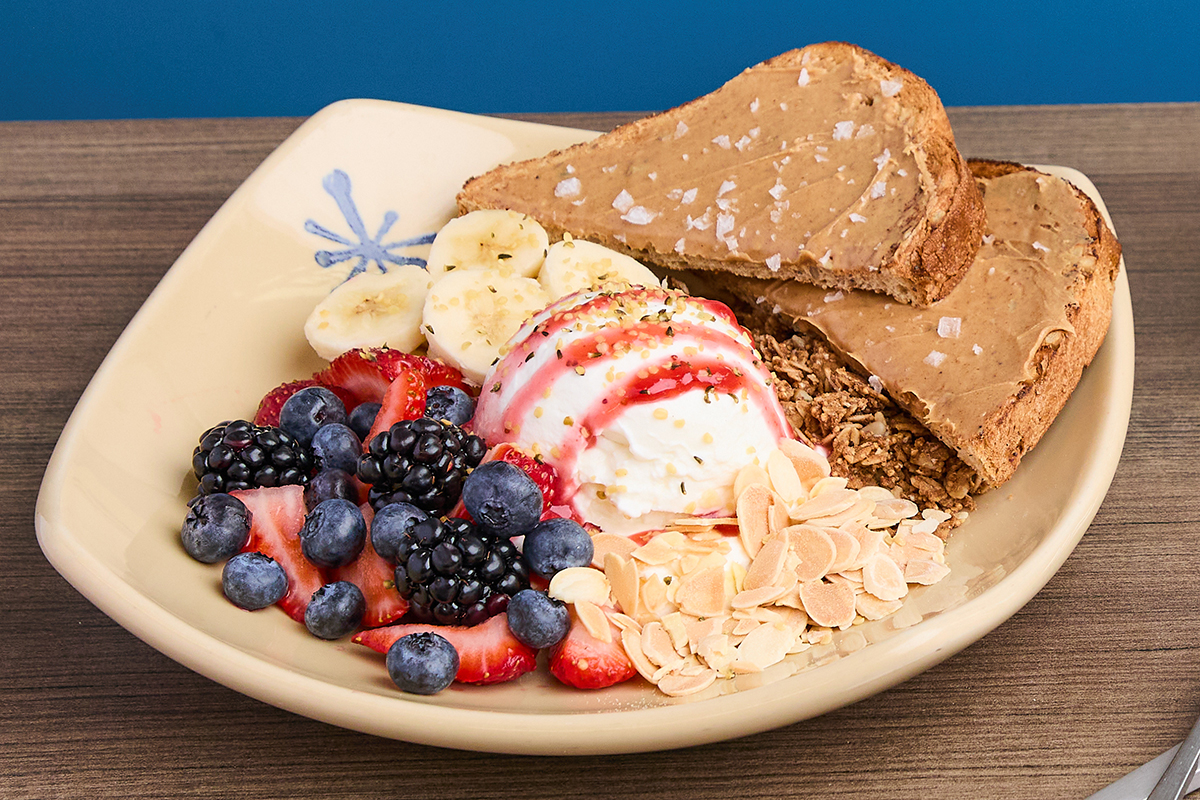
[304,169,436,279]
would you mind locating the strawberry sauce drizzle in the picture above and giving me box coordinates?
[486,289,792,505]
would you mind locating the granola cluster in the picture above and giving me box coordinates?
[746,315,982,528]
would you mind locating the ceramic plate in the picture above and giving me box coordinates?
[36,100,1133,755]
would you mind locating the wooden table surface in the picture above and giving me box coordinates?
[2,103,1197,799]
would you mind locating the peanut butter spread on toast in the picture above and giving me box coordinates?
[460,43,984,305]
[716,166,1108,481]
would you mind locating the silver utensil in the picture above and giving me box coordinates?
[1088,712,1200,800]
[1148,713,1200,800]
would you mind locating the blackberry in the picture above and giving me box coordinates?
[392,516,530,626]
[356,417,486,514]
[192,420,313,496]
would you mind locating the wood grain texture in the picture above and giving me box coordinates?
[2,103,1198,799]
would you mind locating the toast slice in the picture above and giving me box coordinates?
[458,42,985,306]
[693,161,1121,488]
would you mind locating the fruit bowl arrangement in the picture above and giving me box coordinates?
[182,347,638,695]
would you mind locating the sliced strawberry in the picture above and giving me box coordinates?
[229,485,327,623]
[548,610,636,690]
[332,504,407,628]
[353,613,537,685]
[317,348,470,409]
[364,369,427,446]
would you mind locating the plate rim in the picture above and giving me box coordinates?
[35,99,1134,755]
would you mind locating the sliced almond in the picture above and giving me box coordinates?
[790,488,858,522]
[590,532,637,568]
[606,611,642,633]
[731,617,761,637]
[696,633,735,672]
[575,600,612,643]
[773,606,809,633]
[640,621,678,666]
[776,438,831,491]
[731,622,795,673]
[660,612,689,653]
[668,517,737,528]
[799,579,857,628]
[805,627,834,646]
[675,565,728,617]
[620,625,659,682]
[604,552,639,617]
[809,476,849,495]
[766,448,805,505]
[836,567,864,585]
[632,531,686,565]
[786,525,838,581]
[857,485,896,502]
[732,584,791,609]
[825,527,862,574]
[736,484,772,557]
[742,537,788,591]
[774,582,804,610]
[685,614,726,651]
[548,566,611,606]
[911,517,942,536]
[640,574,673,619]
[856,592,904,620]
[768,496,791,536]
[844,523,885,567]
[807,494,876,528]
[657,669,717,697]
[922,507,952,522]
[862,552,909,601]
[873,496,919,522]
[825,572,862,593]
[738,605,784,624]
[904,530,946,554]
[905,558,951,585]
[734,462,771,498]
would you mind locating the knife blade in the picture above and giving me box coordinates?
[1086,744,1200,800]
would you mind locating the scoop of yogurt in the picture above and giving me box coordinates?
[472,286,793,535]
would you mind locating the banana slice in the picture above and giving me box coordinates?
[426,209,549,279]
[538,236,661,302]
[304,266,435,360]
[422,269,550,384]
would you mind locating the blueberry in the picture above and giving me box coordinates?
[311,422,361,473]
[279,386,348,446]
[347,401,382,441]
[222,552,288,610]
[460,460,542,538]
[370,502,429,563]
[299,498,366,567]
[181,493,251,563]
[304,581,365,639]
[521,517,594,579]
[386,632,459,695]
[505,589,570,648]
[304,468,358,511]
[424,386,475,427]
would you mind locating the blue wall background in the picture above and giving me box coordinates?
[2,1,1195,122]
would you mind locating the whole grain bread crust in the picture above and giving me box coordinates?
[458,42,985,307]
[938,160,1122,486]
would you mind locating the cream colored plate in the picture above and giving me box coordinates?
[35,100,1133,755]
